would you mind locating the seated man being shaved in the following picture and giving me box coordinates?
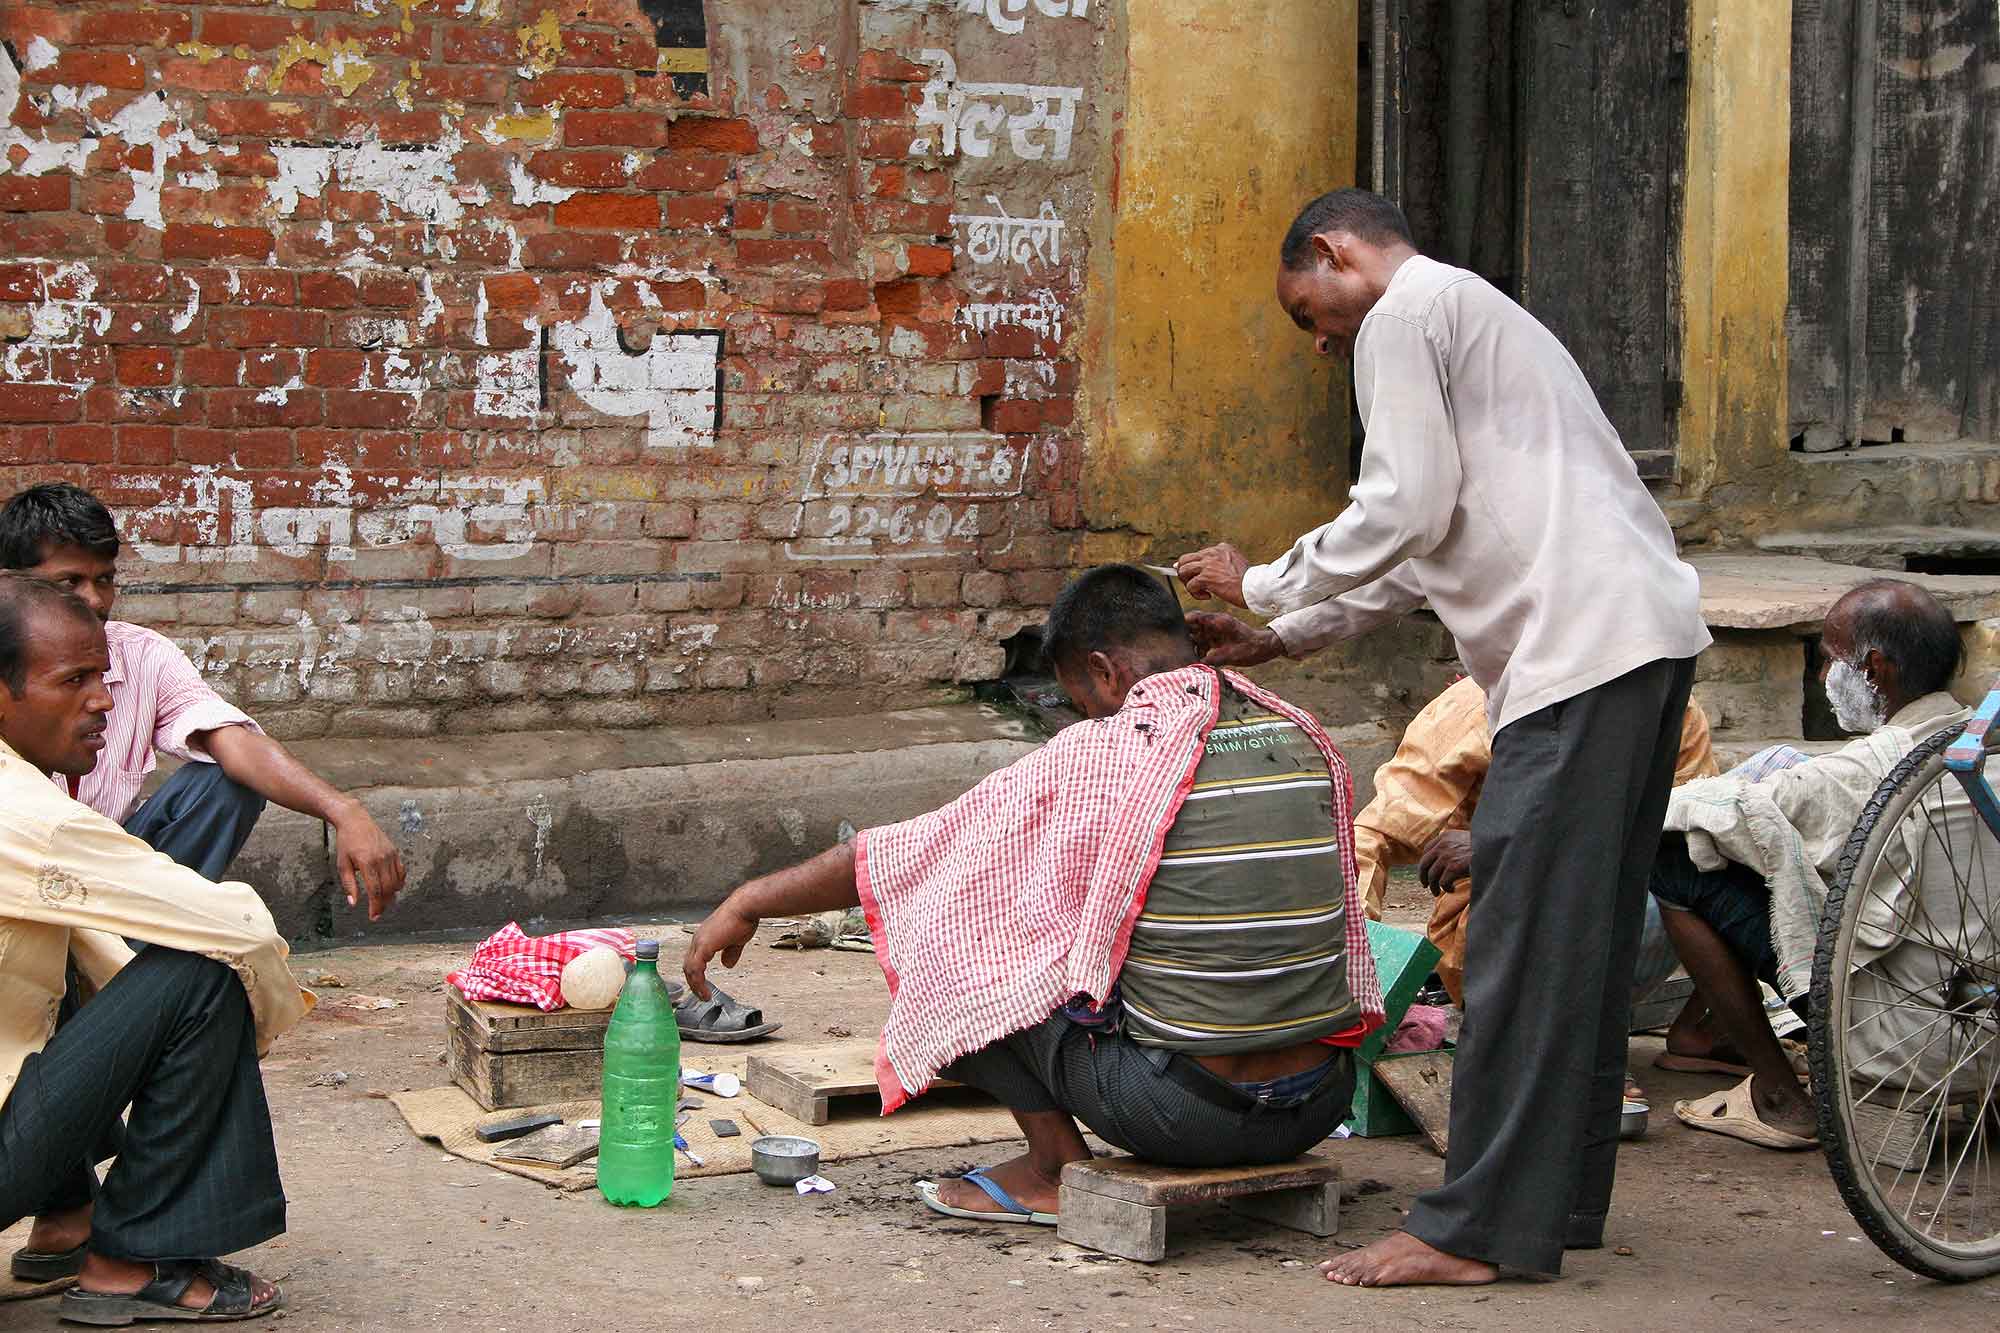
[684,565,1381,1223]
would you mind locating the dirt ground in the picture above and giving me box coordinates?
[7,879,1999,1333]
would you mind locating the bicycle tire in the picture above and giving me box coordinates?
[1811,721,2000,1281]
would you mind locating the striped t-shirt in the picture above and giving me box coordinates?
[1118,685,1360,1053]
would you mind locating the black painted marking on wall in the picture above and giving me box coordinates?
[639,0,709,99]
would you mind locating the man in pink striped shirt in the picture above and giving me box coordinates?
[0,484,403,920]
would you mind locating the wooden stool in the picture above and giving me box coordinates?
[1057,1154,1340,1262]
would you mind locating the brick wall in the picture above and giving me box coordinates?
[0,0,1101,737]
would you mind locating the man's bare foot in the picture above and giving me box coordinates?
[1318,1231,1498,1288]
[76,1253,278,1312]
[24,1203,90,1253]
[933,1151,1067,1217]
[1750,1071,1817,1139]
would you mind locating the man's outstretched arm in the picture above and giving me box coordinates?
[683,841,859,999]
[201,724,406,921]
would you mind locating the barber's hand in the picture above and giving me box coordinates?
[1176,543,1251,607]
[1416,829,1473,896]
[331,804,406,922]
[1187,612,1286,668]
[683,900,758,1000]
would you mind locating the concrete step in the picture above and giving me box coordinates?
[1774,440,2000,533]
[1688,552,2000,631]
[1754,525,2000,571]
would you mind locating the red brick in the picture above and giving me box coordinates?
[51,423,116,463]
[0,174,68,211]
[78,178,135,217]
[857,50,932,82]
[482,273,540,310]
[858,123,917,159]
[0,426,51,464]
[213,309,325,348]
[206,100,319,139]
[564,110,669,148]
[328,108,449,143]
[873,280,922,318]
[305,349,368,390]
[0,7,78,48]
[116,424,175,465]
[731,198,768,230]
[667,117,759,154]
[200,11,310,51]
[634,153,730,191]
[986,399,1044,434]
[868,165,906,198]
[823,279,869,312]
[299,272,361,309]
[357,272,419,307]
[324,391,419,430]
[521,73,628,109]
[182,349,244,386]
[323,22,425,58]
[114,347,176,387]
[553,193,660,230]
[78,9,194,47]
[904,243,953,276]
[772,201,831,232]
[528,151,634,188]
[51,51,146,90]
[158,56,258,94]
[738,238,833,268]
[866,200,953,233]
[0,385,83,423]
[666,196,727,228]
[163,224,273,260]
[415,66,509,105]
[179,418,304,457]
[441,24,513,63]
[561,30,654,68]
[846,82,912,119]
[525,232,621,268]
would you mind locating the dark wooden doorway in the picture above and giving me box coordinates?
[1790,0,2000,453]
[1367,0,1688,480]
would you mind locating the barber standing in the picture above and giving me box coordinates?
[1178,189,1710,1287]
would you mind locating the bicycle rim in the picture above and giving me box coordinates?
[1812,723,2000,1281]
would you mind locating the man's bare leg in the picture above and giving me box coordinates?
[1660,909,1813,1136]
[24,1201,91,1253]
[1319,1232,1498,1287]
[933,1108,1090,1216]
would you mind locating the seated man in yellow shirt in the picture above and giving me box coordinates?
[1351,676,1724,1065]
[0,575,308,1325]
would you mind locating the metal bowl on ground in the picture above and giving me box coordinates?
[750,1135,821,1185]
[1621,1099,1650,1140]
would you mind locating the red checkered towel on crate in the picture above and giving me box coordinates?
[446,922,638,1011]
[855,664,1383,1112]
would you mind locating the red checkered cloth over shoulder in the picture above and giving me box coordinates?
[445,922,639,1010]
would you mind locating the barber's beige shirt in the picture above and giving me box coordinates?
[1247,255,1711,733]
[0,737,309,1111]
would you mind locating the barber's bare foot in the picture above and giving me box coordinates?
[1319,1232,1498,1287]
[934,1152,1065,1217]
[25,1202,90,1253]
[76,1253,278,1312]
[1751,1071,1818,1140]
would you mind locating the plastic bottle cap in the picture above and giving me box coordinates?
[634,940,660,961]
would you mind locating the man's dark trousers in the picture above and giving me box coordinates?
[1403,656,1697,1274]
[123,762,266,881]
[0,947,286,1261]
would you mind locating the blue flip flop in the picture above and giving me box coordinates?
[916,1167,1058,1226]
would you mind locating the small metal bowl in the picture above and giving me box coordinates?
[750,1135,821,1186]
[1621,1099,1650,1141]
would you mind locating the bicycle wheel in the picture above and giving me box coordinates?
[1812,722,2000,1281]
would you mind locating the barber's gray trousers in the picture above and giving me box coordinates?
[1403,656,1696,1275]
[0,947,286,1261]
[123,761,266,882]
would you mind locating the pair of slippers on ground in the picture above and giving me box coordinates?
[670,981,781,1042]
[1658,1042,1818,1151]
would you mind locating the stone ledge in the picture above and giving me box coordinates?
[1692,553,2000,631]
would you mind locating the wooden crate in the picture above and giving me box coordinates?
[1058,1153,1341,1262]
[744,1038,966,1124]
[445,984,610,1111]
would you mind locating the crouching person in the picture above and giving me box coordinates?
[0,574,309,1322]
[684,565,1382,1223]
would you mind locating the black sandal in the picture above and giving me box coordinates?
[11,1239,85,1282]
[58,1258,282,1325]
[668,981,781,1043]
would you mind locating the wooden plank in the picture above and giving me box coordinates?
[493,1122,601,1170]
[744,1039,960,1126]
[1228,1181,1340,1239]
[1057,1187,1166,1263]
[447,1017,604,1111]
[1372,1051,1454,1157]
[1059,1153,1338,1207]
[1788,0,1860,446]
[447,991,609,1055]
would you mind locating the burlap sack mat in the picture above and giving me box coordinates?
[391,1047,1019,1192]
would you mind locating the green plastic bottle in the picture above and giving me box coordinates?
[596,939,680,1207]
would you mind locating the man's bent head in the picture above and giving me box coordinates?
[0,482,121,622]
[1042,565,1198,719]
[1275,187,1417,360]
[0,573,113,777]
[1820,578,1963,732]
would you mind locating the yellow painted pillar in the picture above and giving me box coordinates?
[1678,0,1792,495]
[1080,1,1357,563]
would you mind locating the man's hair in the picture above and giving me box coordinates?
[1279,188,1416,270]
[0,573,98,696]
[1844,578,1964,697]
[1042,564,1194,675]
[0,482,121,569]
